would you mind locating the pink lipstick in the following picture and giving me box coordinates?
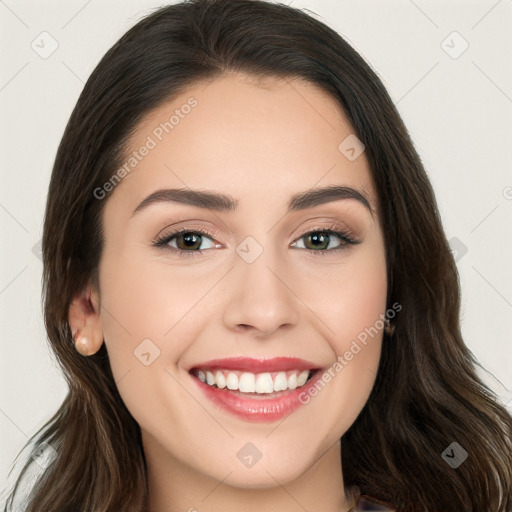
[187,356,325,422]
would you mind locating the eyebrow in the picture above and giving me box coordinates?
[130,184,375,218]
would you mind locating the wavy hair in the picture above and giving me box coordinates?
[3,1,511,510]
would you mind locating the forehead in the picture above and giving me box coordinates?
[107,72,377,217]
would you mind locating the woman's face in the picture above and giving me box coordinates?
[94,72,387,492]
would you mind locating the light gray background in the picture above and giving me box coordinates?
[1,0,511,496]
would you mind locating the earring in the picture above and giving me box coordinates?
[384,319,395,337]
[73,333,99,356]
[74,334,90,355]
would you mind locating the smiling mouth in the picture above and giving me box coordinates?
[189,367,320,397]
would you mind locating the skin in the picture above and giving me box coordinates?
[68,72,388,512]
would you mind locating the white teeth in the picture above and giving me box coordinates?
[195,369,312,394]
[206,371,215,386]
[239,372,256,392]
[215,370,226,389]
[296,370,309,387]
[226,372,238,390]
[255,373,273,393]
[273,372,288,392]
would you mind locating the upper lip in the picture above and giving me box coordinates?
[188,356,321,373]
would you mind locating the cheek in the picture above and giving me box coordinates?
[292,241,387,431]
[96,247,205,379]
[97,242,227,402]
[96,251,205,427]
[328,245,387,375]
[294,236,387,342]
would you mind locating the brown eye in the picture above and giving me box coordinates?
[174,232,204,250]
[292,229,357,254]
[303,232,331,250]
[153,228,218,257]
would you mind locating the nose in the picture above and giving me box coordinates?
[222,248,300,338]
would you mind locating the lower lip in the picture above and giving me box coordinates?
[190,369,324,422]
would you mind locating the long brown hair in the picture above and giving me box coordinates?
[3,1,511,510]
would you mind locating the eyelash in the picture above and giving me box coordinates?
[153,224,361,258]
[153,224,359,258]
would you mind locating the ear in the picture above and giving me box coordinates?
[68,283,104,356]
